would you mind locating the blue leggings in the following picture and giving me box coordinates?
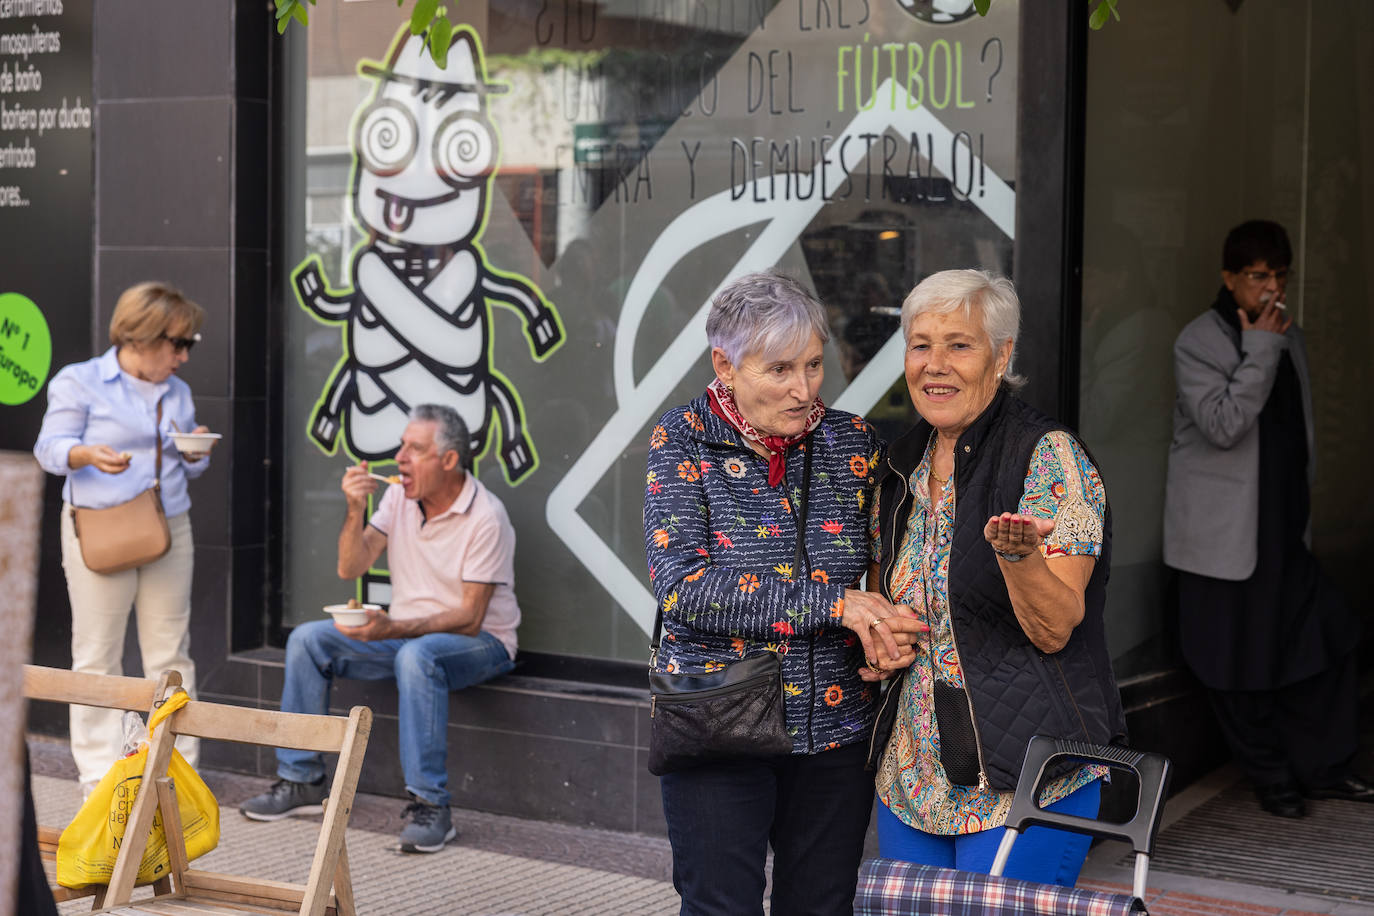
[876,778,1101,887]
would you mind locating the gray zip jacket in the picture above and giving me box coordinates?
[1163,307,1313,581]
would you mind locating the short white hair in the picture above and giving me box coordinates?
[706,271,830,366]
[900,269,1025,390]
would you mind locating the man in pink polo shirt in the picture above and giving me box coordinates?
[240,404,519,853]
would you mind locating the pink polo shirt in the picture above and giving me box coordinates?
[368,473,520,659]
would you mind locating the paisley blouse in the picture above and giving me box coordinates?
[871,430,1107,835]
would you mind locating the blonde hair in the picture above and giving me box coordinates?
[109,281,205,349]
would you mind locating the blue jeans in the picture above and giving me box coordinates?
[276,620,513,807]
[876,778,1101,887]
[659,742,873,916]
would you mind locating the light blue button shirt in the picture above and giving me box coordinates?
[33,347,207,515]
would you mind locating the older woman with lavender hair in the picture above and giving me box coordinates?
[642,270,923,915]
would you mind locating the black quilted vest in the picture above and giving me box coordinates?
[866,390,1127,790]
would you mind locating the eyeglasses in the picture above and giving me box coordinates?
[161,332,201,352]
[1240,268,1291,284]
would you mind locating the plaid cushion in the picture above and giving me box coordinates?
[855,858,1148,916]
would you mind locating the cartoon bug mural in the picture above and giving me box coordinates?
[293,24,563,484]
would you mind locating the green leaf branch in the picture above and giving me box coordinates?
[975,0,1120,28]
[275,0,464,64]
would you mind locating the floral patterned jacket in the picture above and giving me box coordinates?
[643,392,883,755]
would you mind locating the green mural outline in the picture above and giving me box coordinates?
[291,21,564,485]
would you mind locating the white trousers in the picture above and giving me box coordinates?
[60,505,198,784]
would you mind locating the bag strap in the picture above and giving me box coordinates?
[153,396,164,488]
[650,433,813,659]
[148,687,189,737]
[792,438,813,577]
[69,395,164,509]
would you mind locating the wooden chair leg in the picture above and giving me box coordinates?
[331,834,357,916]
[154,776,189,895]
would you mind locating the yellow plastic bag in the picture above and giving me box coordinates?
[57,689,220,888]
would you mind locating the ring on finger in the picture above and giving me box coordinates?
[870,618,885,630]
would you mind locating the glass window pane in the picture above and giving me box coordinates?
[281,1,1020,660]
[1081,0,1374,677]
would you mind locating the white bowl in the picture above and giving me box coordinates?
[323,603,379,626]
[170,432,222,455]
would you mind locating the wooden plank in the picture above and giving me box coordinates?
[36,823,61,850]
[171,702,350,753]
[22,664,180,711]
[106,900,275,915]
[180,870,303,905]
[97,894,298,914]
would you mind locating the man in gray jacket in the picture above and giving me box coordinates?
[1164,220,1370,818]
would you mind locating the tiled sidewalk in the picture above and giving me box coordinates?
[33,770,683,916]
[30,732,1373,916]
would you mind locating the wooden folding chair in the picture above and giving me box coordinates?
[21,664,182,911]
[93,696,372,916]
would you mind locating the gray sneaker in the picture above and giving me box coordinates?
[398,799,455,853]
[239,778,327,821]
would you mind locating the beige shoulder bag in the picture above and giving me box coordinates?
[69,398,172,575]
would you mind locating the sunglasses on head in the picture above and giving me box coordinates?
[161,332,201,352]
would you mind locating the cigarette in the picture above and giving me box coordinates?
[1274,301,1287,311]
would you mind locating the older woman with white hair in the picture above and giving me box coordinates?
[643,270,923,915]
[864,269,1126,887]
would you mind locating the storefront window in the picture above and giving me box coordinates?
[281,0,1020,661]
[1080,0,1374,678]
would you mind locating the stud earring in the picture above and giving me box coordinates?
[726,384,734,392]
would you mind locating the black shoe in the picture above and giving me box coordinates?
[239,777,328,821]
[1254,781,1306,818]
[1305,774,1374,803]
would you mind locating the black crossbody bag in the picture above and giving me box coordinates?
[646,438,813,776]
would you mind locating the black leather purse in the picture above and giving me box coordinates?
[646,438,813,776]
[647,652,790,775]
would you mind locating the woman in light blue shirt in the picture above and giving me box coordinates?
[34,281,210,792]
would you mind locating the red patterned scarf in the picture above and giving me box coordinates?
[706,378,825,487]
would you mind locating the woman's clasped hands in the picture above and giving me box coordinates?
[841,589,927,682]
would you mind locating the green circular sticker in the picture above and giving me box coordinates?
[0,293,52,405]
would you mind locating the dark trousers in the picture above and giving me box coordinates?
[660,742,873,916]
[1208,648,1358,790]
[18,746,59,916]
